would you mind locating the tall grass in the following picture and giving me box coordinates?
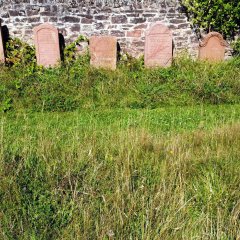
[0,56,240,112]
[0,105,239,239]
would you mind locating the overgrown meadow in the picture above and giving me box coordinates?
[0,43,240,239]
[0,106,240,239]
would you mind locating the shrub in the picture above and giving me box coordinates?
[5,38,36,68]
[232,38,240,56]
[182,0,240,38]
[63,35,89,65]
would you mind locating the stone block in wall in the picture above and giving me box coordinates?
[110,30,125,37]
[61,16,80,23]
[70,24,80,32]
[81,25,93,32]
[134,23,148,29]
[14,18,27,23]
[49,17,58,22]
[143,13,156,18]
[112,15,128,24]
[94,15,109,21]
[81,17,94,24]
[9,10,25,17]
[26,6,40,16]
[130,17,146,24]
[122,24,135,30]
[177,23,189,29]
[170,18,187,24]
[28,17,41,23]
[132,40,145,48]
[126,30,142,38]
[94,22,105,30]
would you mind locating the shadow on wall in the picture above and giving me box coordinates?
[117,42,121,61]
[59,33,65,61]
[2,25,9,52]
[172,40,174,56]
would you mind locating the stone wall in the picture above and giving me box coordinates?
[0,0,199,57]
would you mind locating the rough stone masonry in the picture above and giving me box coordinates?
[0,0,199,57]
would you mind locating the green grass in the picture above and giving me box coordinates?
[1,53,240,238]
[0,104,240,239]
[1,56,240,112]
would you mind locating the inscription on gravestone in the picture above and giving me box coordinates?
[89,36,117,70]
[199,32,227,62]
[0,22,5,63]
[145,23,172,68]
[33,23,60,67]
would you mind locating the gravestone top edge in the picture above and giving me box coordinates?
[33,23,58,34]
[145,22,172,36]
[90,35,117,40]
[200,32,228,47]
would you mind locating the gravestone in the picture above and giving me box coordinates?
[0,22,5,63]
[199,32,227,62]
[33,23,61,67]
[89,36,117,70]
[144,23,172,68]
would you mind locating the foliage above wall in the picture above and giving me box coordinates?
[182,0,240,38]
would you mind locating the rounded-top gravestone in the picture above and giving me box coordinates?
[144,22,173,68]
[33,23,61,67]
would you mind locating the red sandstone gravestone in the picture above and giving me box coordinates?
[0,22,5,63]
[144,23,172,68]
[89,36,117,70]
[33,23,61,67]
[199,32,227,62]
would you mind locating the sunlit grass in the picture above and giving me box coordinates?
[0,105,239,239]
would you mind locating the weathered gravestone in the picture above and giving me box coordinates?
[33,23,61,67]
[144,23,172,68]
[0,22,5,63]
[199,32,227,62]
[89,36,117,70]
